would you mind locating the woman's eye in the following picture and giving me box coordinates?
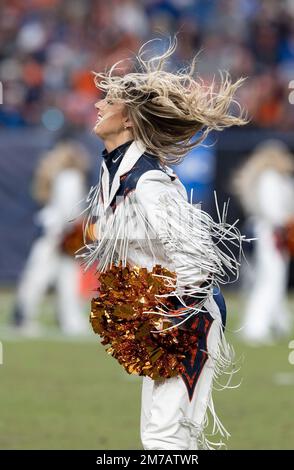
[107,100,113,105]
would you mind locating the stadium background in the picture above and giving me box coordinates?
[0,0,294,450]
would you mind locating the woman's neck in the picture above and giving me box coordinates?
[104,132,134,153]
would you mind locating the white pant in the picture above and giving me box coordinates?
[15,236,87,335]
[242,221,291,343]
[140,297,227,450]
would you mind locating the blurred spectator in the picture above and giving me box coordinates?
[234,140,294,345]
[0,0,293,131]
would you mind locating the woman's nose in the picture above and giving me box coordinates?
[95,99,104,110]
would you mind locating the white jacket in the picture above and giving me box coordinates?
[35,168,87,240]
[78,140,243,327]
[77,140,244,448]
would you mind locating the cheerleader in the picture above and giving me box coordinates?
[78,39,248,450]
[13,141,90,336]
[234,140,294,345]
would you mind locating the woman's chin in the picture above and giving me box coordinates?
[93,123,102,137]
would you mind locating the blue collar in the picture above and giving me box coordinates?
[101,140,134,187]
[102,140,134,166]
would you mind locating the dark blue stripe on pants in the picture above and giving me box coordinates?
[212,287,227,331]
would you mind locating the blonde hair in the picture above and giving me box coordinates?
[94,38,249,164]
[33,140,90,204]
[233,140,294,214]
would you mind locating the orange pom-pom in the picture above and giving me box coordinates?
[90,263,200,379]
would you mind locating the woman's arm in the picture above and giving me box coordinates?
[136,170,211,293]
[135,169,243,329]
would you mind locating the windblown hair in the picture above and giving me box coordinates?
[33,140,90,204]
[93,38,248,164]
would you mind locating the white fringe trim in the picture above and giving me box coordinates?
[76,180,246,450]
[179,322,240,450]
[76,183,249,331]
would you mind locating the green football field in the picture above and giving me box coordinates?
[0,288,294,450]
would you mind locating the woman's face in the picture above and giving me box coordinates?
[94,95,130,140]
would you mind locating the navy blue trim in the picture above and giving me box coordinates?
[109,152,175,210]
[181,309,214,401]
[212,287,227,331]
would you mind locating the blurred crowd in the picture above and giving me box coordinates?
[0,0,294,131]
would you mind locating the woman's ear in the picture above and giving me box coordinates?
[123,116,133,130]
[122,107,133,130]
